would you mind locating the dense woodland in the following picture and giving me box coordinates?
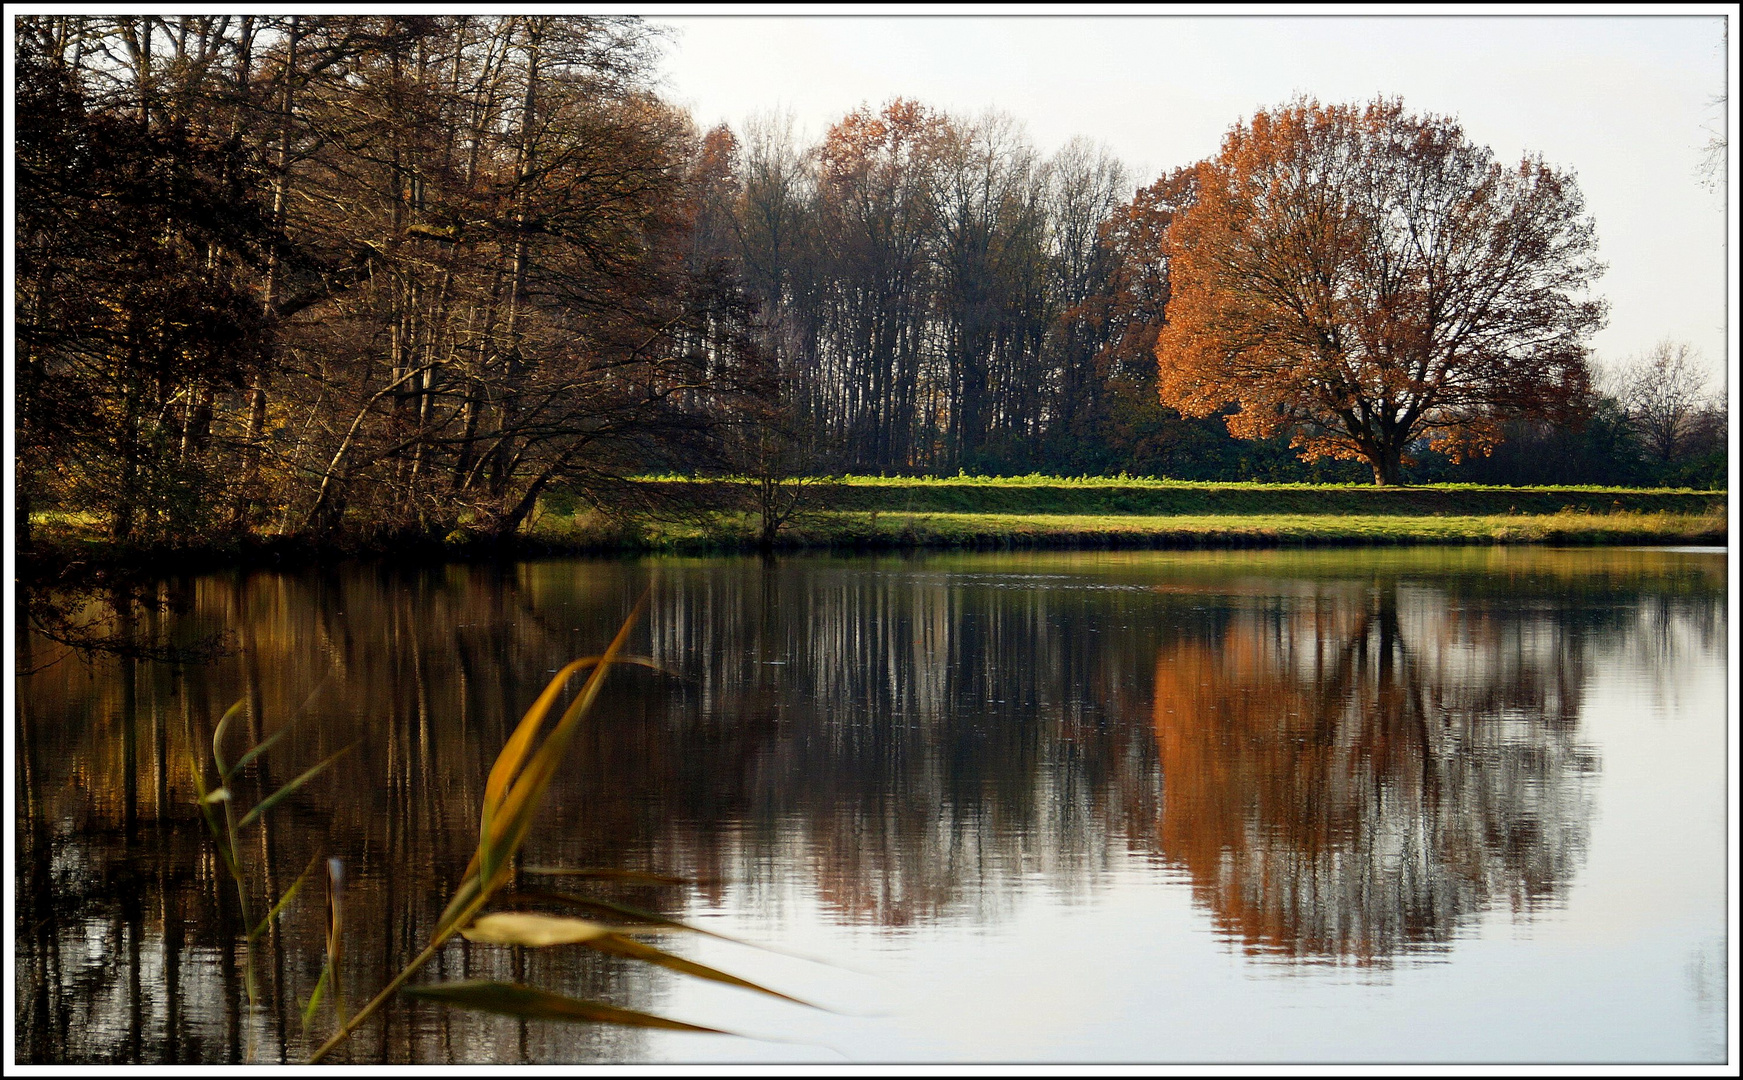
[14,16,1727,550]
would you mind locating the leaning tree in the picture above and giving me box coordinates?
[1154,97,1608,485]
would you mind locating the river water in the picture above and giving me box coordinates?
[13,547,1729,1064]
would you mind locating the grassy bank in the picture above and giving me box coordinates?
[620,476,1725,518]
[528,506,1726,553]
[23,481,1728,573]
[524,477,1725,553]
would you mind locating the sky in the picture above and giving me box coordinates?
[653,11,1733,389]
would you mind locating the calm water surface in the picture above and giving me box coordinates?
[14,547,1729,1064]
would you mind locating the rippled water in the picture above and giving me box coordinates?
[14,547,1729,1064]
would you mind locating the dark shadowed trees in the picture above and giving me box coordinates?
[17,15,768,548]
[15,36,277,547]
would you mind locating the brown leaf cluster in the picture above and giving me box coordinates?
[1155,97,1607,484]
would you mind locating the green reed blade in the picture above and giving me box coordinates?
[187,750,242,880]
[584,933,823,1009]
[301,966,330,1031]
[250,853,322,942]
[211,700,247,782]
[460,912,615,947]
[238,744,354,830]
[400,980,730,1034]
[520,868,692,885]
[187,749,208,799]
[231,723,293,779]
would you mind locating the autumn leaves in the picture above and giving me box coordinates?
[1155,98,1606,485]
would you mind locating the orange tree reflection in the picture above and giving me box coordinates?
[1152,585,1599,965]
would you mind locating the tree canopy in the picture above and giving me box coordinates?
[1154,98,1609,484]
[16,19,1713,560]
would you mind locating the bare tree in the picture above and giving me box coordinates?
[1697,91,1726,195]
[1611,340,1717,466]
[1696,23,1726,196]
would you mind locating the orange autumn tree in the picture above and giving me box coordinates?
[1155,98,1607,485]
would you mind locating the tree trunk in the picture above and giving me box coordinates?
[16,474,32,559]
[492,469,554,540]
[1370,440,1404,486]
[758,475,781,550]
[234,17,300,532]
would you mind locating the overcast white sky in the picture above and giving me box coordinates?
[653,10,1733,388]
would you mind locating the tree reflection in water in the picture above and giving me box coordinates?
[1152,583,1600,965]
[15,559,1166,1063]
[16,550,1717,1062]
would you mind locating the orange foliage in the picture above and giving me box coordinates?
[1154,98,1606,484]
[817,97,949,194]
[1150,594,1596,963]
[1151,609,1432,963]
[1085,167,1198,386]
[694,123,740,192]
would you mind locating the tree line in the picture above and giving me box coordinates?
[18,15,763,550]
[14,16,1726,551]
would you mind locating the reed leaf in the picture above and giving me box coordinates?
[210,700,247,781]
[521,867,691,885]
[483,656,599,828]
[186,750,242,882]
[482,655,671,831]
[475,654,673,890]
[310,597,650,1064]
[582,934,821,1009]
[238,744,354,829]
[231,723,293,779]
[232,674,335,787]
[511,889,844,968]
[461,913,615,947]
[301,967,330,1032]
[250,853,322,943]
[401,981,728,1034]
[512,891,751,944]
[443,601,648,936]
[432,872,487,943]
[325,858,346,1032]
[479,668,614,867]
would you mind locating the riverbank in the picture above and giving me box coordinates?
[21,481,1728,575]
[621,476,1726,518]
[525,478,1727,553]
[527,506,1728,554]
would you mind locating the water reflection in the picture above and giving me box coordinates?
[1152,585,1600,964]
[618,563,1165,927]
[14,548,1724,1063]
